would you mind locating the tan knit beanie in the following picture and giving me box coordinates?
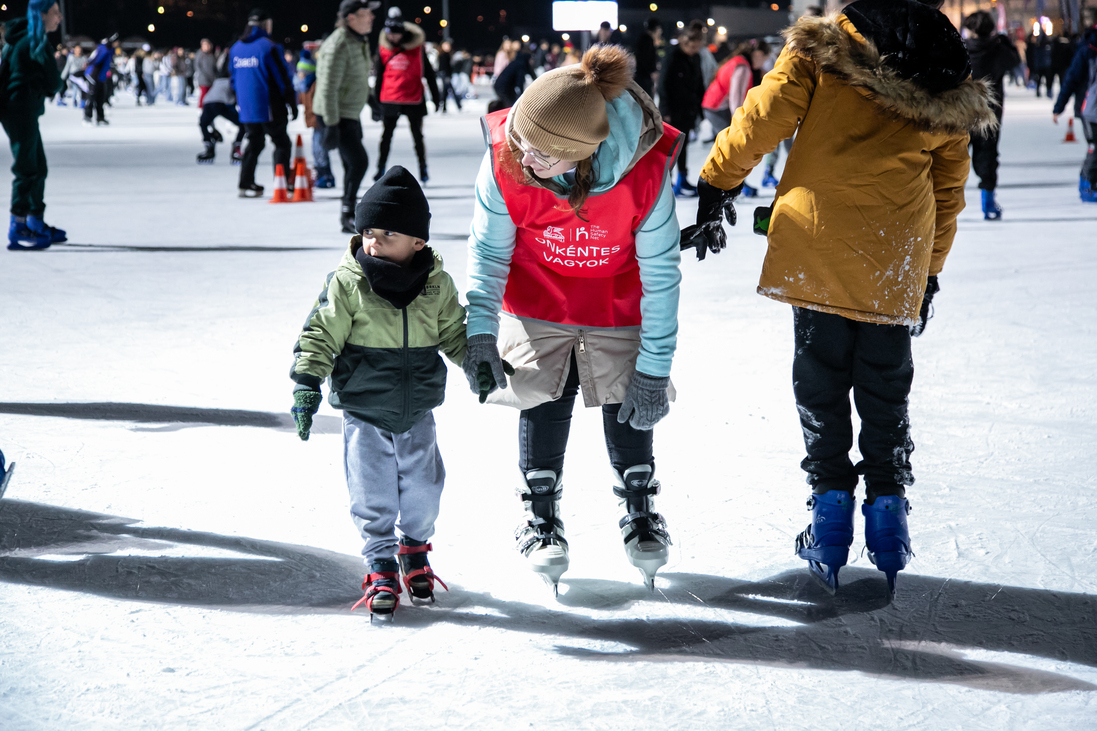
[510,45,636,162]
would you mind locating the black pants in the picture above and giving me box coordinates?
[518,353,653,478]
[1082,118,1097,185]
[83,80,106,123]
[2,115,47,217]
[791,307,914,503]
[239,116,291,189]
[333,118,369,210]
[377,108,426,177]
[674,118,695,177]
[441,75,462,112]
[199,102,245,144]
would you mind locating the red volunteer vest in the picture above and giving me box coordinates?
[379,44,424,104]
[482,109,682,328]
[702,55,752,111]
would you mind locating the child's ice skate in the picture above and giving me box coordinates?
[613,465,671,590]
[515,469,569,595]
[352,558,402,621]
[863,496,913,599]
[795,490,855,595]
[397,537,449,604]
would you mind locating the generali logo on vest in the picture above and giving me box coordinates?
[536,224,620,269]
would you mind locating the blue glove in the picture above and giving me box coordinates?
[292,389,323,441]
[617,372,670,430]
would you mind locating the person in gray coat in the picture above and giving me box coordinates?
[194,38,217,106]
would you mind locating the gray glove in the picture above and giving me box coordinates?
[462,333,509,399]
[616,372,670,430]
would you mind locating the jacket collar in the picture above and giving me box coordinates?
[783,13,997,135]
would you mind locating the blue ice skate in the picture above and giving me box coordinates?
[981,189,1002,220]
[740,183,759,198]
[795,490,855,595]
[7,215,51,250]
[672,172,698,197]
[27,215,67,244]
[862,496,912,597]
[761,170,779,188]
[1081,177,1097,203]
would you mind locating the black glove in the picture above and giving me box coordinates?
[679,180,741,261]
[289,101,299,121]
[909,276,940,337]
[321,120,341,151]
[291,389,323,441]
[462,334,511,402]
[617,372,671,430]
[477,360,516,403]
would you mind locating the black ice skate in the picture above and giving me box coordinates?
[238,183,264,198]
[614,465,671,590]
[196,142,215,164]
[352,558,402,622]
[231,143,243,165]
[515,469,569,594]
[0,450,13,501]
[397,537,449,604]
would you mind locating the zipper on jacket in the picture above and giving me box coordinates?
[578,331,586,353]
[401,308,410,427]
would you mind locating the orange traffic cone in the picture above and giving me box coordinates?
[293,133,314,194]
[1064,118,1078,143]
[269,164,290,203]
[292,160,313,202]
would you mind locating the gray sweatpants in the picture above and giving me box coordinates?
[343,411,445,564]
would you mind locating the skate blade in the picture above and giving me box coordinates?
[627,543,668,590]
[806,560,839,596]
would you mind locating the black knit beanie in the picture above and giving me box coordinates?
[354,166,430,241]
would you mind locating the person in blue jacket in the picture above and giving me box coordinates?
[229,7,298,197]
[83,34,114,126]
[1053,8,1097,202]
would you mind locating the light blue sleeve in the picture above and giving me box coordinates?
[466,151,517,338]
[634,173,682,378]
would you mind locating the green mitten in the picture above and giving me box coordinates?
[291,390,323,440]
[477,360,515,404]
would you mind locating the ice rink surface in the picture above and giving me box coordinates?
[0,85,1095,730]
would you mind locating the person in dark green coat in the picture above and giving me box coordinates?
[2,0,66,250]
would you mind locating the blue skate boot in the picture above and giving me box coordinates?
[7,215,51,250]
[740,182,759,198]
[795,490,855,595]
[862,496,912,598]
[761,169,779,188]
[672,172,698,197]
[1082,177,1097,203]
[981,189,1002,220]
[27,215,67,244]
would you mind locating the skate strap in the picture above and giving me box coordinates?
[351,571,402,613]
[620,511,670,546]
[397,542,432,555]
[517,532,569,554]
[402,567,449,593]
[518,488,562,503]
[612,485,659,500]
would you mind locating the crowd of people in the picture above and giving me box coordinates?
[3,0,1097,619]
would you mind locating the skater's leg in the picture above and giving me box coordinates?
[850,320,915,505]
[343,412,401,564]
[970,127,1000,191]
[238,123,266,188]
[406,109,427,179]
[265,118,292,179]
[198,105,217,143]
[518,355,581,476]
[375,113,399,177]
[791,307,858,495]
[601,403,654,476]
[1082,120,1097,187]
[392,412,445,544]
[336,118,369,209]
[3,117,45,219]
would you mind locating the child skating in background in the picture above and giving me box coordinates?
[289,167,467,619]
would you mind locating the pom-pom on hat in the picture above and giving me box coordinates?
[509,45,636,162]
[384,7,406,33]
[354,166,431,241]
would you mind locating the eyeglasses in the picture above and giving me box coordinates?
[511,133,560,169]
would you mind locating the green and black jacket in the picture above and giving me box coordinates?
[2,18,63,120]
[291,239,467,434]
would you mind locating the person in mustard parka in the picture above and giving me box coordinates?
[683,0,995,597]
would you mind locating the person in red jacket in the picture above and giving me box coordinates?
[373,7,438,184]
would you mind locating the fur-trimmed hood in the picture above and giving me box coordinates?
[379,21,425,52]
[784,9,997,135]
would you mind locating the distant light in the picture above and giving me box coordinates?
[707,18,715,25]
[424,6,431,13]
[649,3,658,10]
[301,24,308,32]
[187,10,193,17]
[1,4,7,10]
[717,26,727,35]
[476,15,483,21]
[157,6,164,14]
[676,21,684,29]
[770,3,780,9]
[1041,17,1053,35]
[561,33,570,40]
[415,17,421,23]
[521,34,530,42]
[440,19,448,27]
[619,24,627,32]
[148,24,155,31]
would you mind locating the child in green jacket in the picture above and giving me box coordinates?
[290,166,466,619]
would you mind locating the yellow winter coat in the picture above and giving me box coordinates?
[700,15,996,325]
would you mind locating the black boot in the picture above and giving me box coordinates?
[196,142,215,164]
[340,205,356,234]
